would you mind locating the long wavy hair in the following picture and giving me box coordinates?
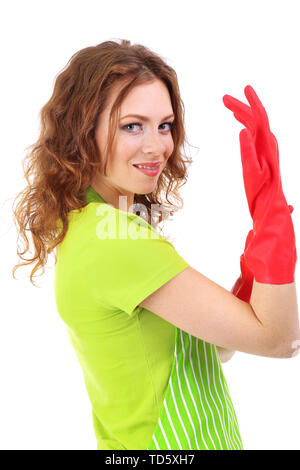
[12,39,194,287]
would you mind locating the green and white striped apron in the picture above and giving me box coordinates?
[147,327,243,450]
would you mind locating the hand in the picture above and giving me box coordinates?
[223,85,294,219]
[223,85,279,219]
[223,85,297,284]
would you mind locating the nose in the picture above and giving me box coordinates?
[141,129,167,155]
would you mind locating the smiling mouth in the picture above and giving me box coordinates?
[132,163,161,176]
[133,163,161,170]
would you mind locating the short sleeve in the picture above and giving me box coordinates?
[91,205,190,316]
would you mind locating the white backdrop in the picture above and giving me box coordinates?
[1,0,299,450]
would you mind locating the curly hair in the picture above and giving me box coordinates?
[12,39,194,287]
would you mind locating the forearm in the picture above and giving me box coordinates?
[249,278,300,357]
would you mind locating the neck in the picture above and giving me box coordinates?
[90,178,135,213]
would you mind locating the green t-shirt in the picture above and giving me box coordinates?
[54,186,190,450]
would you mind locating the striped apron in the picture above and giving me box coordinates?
[147,327,243,450]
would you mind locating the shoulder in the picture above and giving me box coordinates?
[60,202,173,253]
[80,203,165,243]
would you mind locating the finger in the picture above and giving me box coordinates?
[223,93,255,134]
[223,94,253,120]
[244,85,277,168]
[233,112,256,136]
[244,85,271,132]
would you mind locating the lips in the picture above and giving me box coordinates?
[133,162,161,168]
[133,163,161,176]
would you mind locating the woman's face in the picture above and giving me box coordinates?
[92,78,175,209]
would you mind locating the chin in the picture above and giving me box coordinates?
[135,183,158,195]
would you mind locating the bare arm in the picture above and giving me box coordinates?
[139,267,300,359]
[248,278,300,357]
[217,278,300,361]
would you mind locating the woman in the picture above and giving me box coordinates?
[12,39,299,450]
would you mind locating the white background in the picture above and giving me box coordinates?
[1,0,299,450]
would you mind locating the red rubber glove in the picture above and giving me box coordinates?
[230,231,254,303]
[223,85,297,286]
[231,207,294,302]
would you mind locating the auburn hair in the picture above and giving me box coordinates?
[12,39,194,287]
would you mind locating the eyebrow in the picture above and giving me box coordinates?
[120,113,175,121]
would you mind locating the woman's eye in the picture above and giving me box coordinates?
[161,122,174,131]
[122,123,141,132]
[122,122,174,132]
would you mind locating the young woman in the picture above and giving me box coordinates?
[12,39,299,450]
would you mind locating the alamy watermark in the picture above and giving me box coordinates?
[95,195,168,240]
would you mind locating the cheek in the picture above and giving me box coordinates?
[115,135,140,160]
